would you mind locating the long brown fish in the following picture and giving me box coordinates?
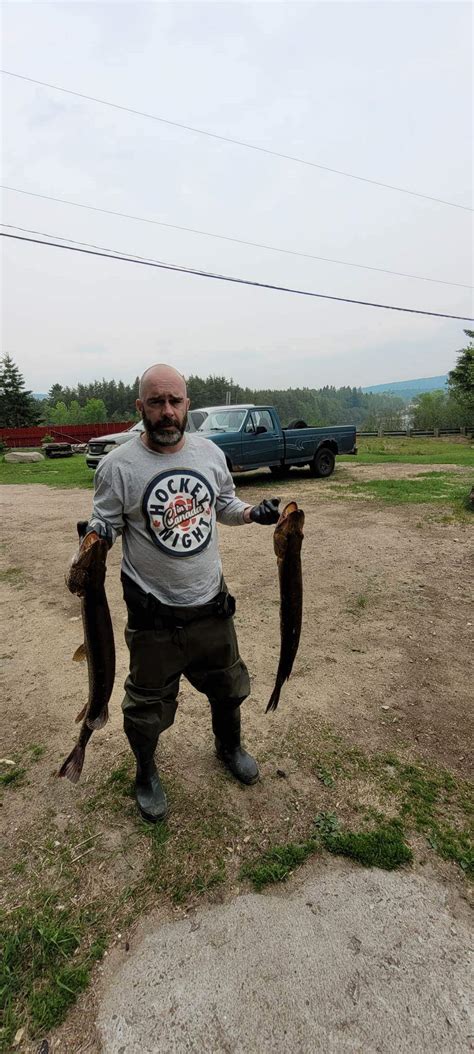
[58,522,115,783]
[267,501,304,712]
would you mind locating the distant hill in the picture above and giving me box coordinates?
[362,375,448,402]
[33,393,48,401]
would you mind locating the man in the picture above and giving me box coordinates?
[86,364,280,822]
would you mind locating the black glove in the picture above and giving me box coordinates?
[78,520,114,548]
[249,498,281,525]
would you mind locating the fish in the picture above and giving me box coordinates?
[58,521,115,783]
[267,501,305,713]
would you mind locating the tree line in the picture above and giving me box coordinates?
[1,330,472,431]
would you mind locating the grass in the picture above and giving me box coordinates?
[0,745,47,792]
[339,436,474,466]
[1,896,106,1048]
[240,840,318,891]
[0,452,94,489]
[240,816,413,890]
[333,472,473,518]
[322,820,413,870]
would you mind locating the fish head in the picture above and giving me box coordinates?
[273,501,305,558]
[66,531,108,595]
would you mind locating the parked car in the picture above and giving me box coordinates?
[85,404,255,469]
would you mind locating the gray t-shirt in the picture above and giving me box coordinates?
[90,433,250,605]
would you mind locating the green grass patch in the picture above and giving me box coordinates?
[0,745,47,790]
[337,472,472,515]
[339,436,474,466]
[240,813,412,891]
[0,454,94,489]
[0,896,105,1052]
[240,839,318,891]
[0,766,26,787]
[323,820,413,870]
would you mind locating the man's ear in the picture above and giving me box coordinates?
[136,398,143,413]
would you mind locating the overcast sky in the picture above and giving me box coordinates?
[1,1,472,394]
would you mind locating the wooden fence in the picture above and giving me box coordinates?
[0,422,134,448]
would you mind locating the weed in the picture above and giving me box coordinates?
[315,766,335,787]
[29,744,46,762]
[0,766,26,787]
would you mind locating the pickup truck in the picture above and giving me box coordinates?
[198,406,357,477]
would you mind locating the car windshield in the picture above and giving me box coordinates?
[199,410,247,433]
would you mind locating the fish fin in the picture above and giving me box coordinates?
[75,704,88,724]
[58,744,85,783]
[86,705,109,731]
[73,643,87,662]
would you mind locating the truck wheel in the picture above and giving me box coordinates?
[310,447,335,478]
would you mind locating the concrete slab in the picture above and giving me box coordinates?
[97,865,472,1053]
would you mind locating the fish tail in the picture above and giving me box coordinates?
[86,705,109,731]
[58,744,85,783]
[266,685,282,713]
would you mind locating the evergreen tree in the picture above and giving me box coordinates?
[0,354,41,427]
[448,330,474,419]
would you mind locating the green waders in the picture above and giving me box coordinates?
[121,574,258,822]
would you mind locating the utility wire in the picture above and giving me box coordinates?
[2,226,473,321]
[2,184,471,290]
[1,69,472,213]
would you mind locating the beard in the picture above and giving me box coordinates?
[142,409,187,447]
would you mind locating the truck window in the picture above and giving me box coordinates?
[199,409,247,432]
[246,410,274,433]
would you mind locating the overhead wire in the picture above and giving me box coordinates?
[2,226,473,321]
[1,69,472,212]
[1,185,471,290]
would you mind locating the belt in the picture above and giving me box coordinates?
[121,572,236,630]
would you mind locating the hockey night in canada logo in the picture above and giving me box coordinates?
[142,469,215,556]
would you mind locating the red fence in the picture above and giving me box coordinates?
[0,422,135,448]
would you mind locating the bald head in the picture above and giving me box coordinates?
[139,364,187,401]
[137,363,190,452]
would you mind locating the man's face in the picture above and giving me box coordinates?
[137,382,189,448]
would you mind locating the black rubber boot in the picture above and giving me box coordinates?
[211,705,259,785]
[125,726,168,823]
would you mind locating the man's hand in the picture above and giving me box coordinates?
[249,498,281,525]
[83,521,114,549]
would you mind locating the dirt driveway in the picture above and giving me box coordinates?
[1,465,472,786]
[1,463,473,1052]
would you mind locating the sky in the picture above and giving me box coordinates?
[1,1,473,394]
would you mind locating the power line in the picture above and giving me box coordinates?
[2,184,471,290]
[1,69,472,213]
[2,226,473,321]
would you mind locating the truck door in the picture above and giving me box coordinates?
[240,409,284,468]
